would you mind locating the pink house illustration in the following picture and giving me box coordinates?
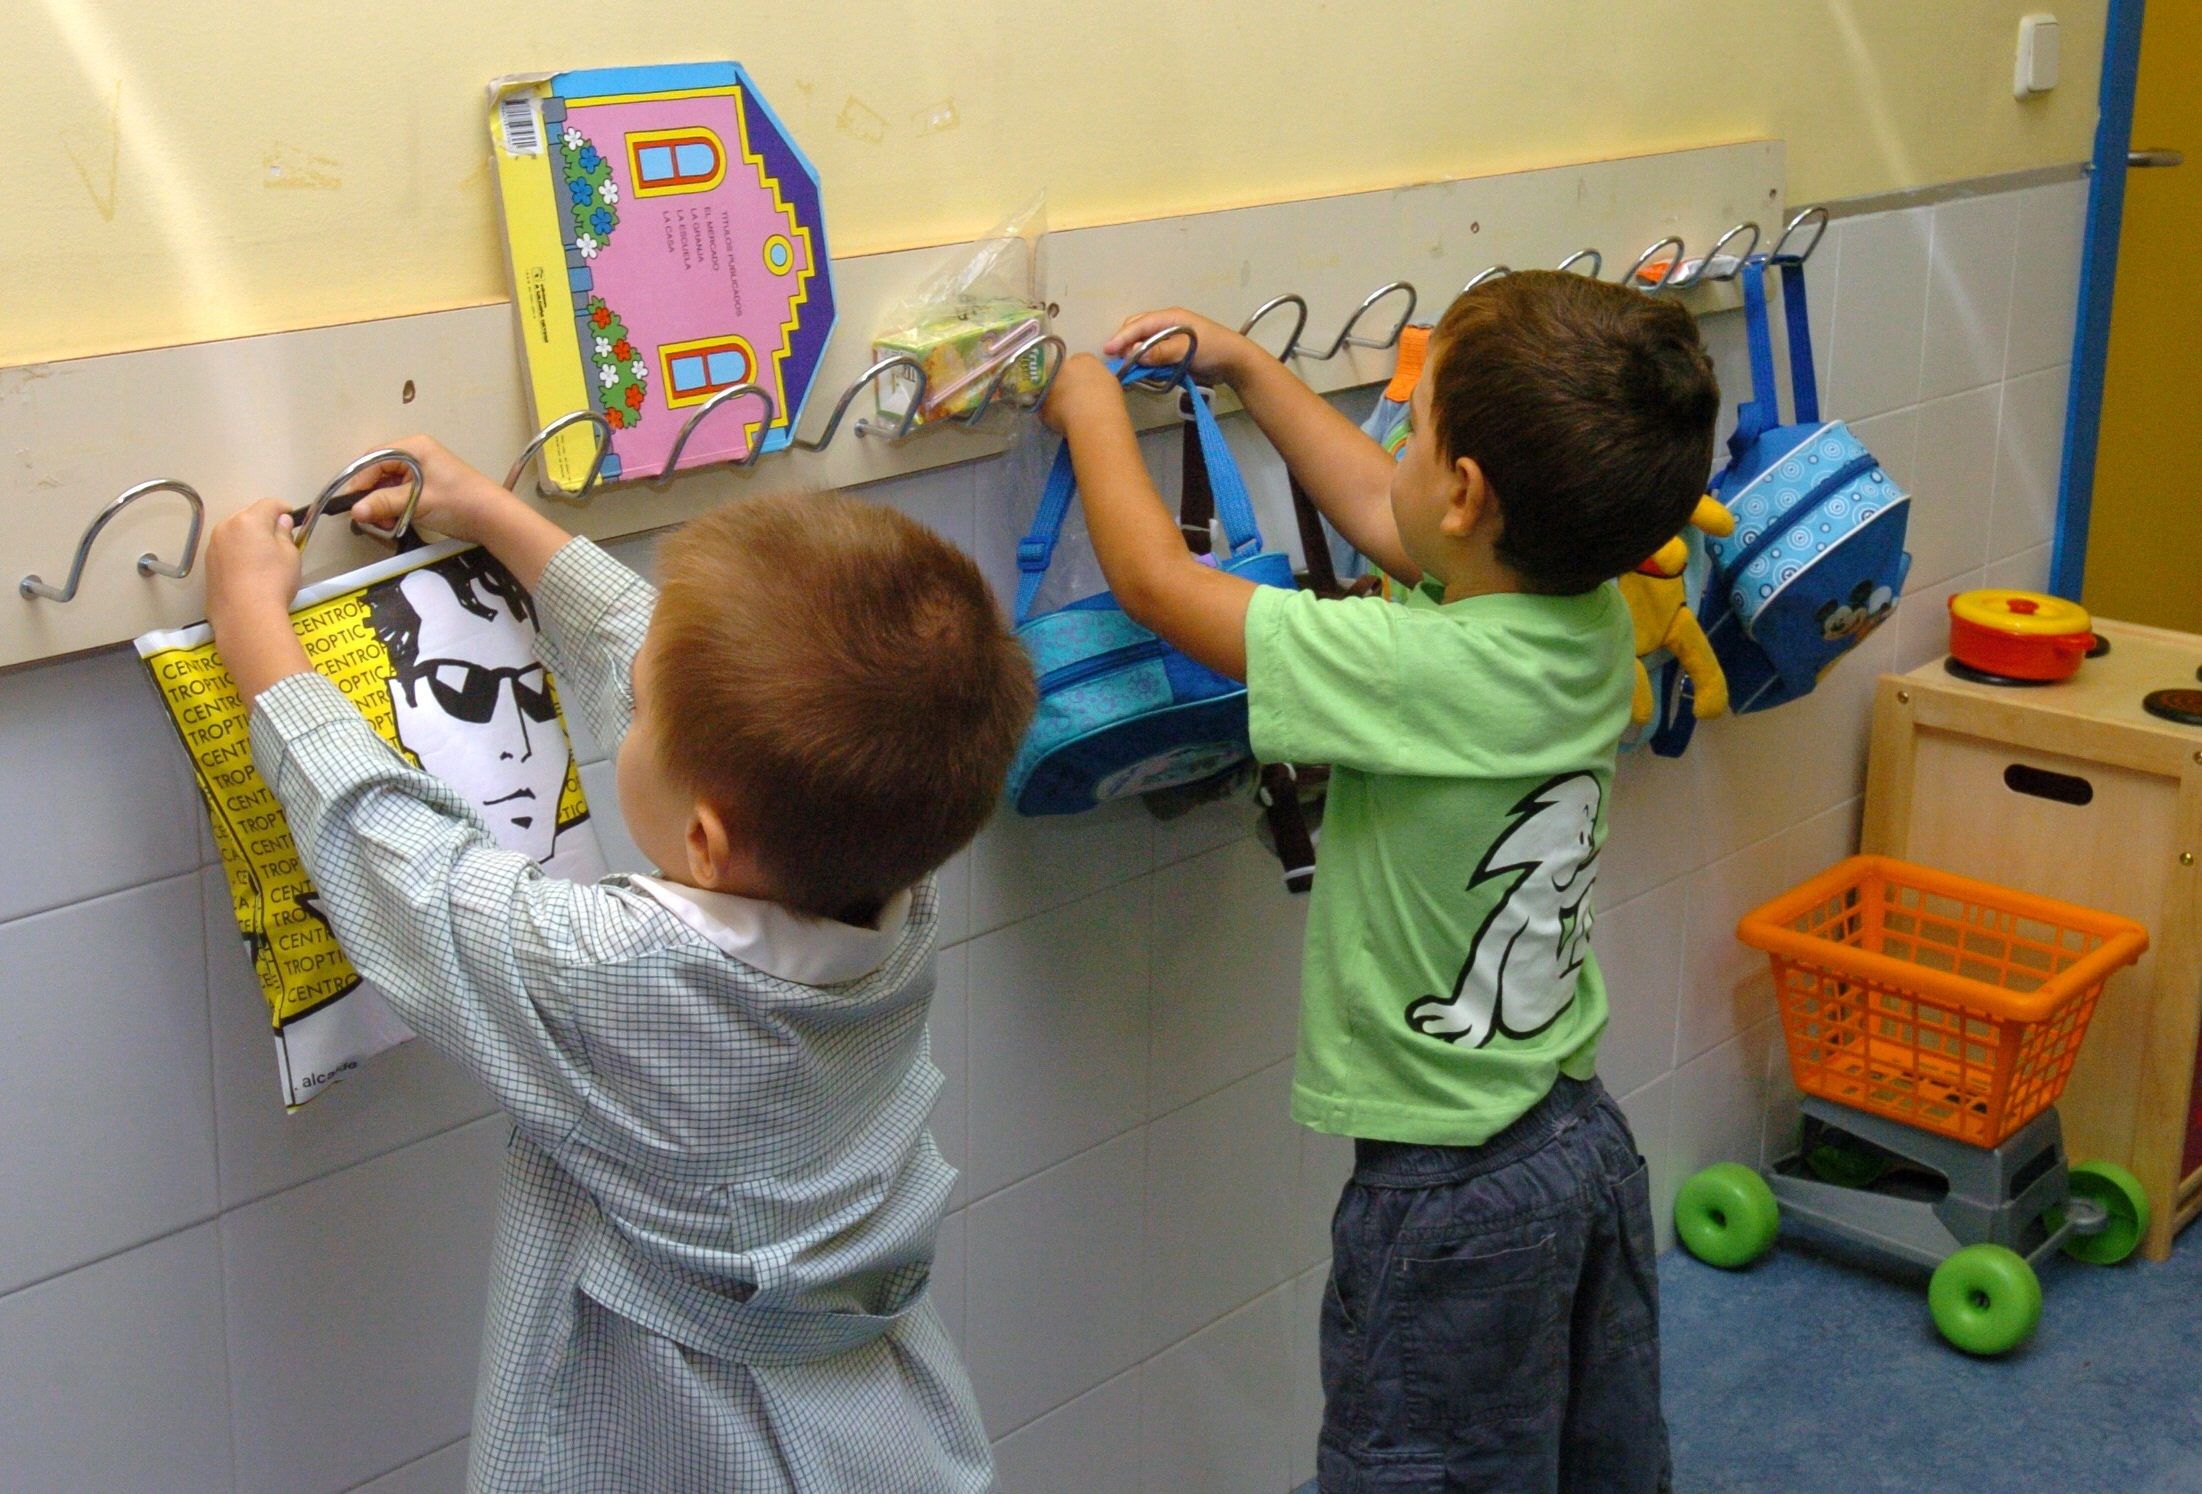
[539,64,834,477]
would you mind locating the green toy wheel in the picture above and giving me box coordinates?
[1928,1244,2042,1355]
[1675,1163,1780,1268]
[2051,1159,2151,1265]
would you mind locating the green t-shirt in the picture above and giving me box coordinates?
[1246,577,1634,1145]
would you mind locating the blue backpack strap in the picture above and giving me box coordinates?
[1646,657,1698,757]
[1018,356,1269,621]
[1729,257,1782,456]
[1650,530,1746,757]
[1180,378,1264,560]
[1779,257,1820,425]
[1014,441,1079,624]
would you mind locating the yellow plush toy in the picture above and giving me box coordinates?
[1617,494,1735,729]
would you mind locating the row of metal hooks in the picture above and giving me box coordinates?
[1231,205,1830,363]
[15,334,1072,603]
[17,317,1102,603]
[19,207,1827,604]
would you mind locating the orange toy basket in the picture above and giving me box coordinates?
[1739,856,2148,1148]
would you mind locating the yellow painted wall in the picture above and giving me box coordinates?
[14,0,2103,366]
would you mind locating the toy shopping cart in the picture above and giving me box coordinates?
[1675,855,2151,1354]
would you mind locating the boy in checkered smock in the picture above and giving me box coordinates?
[203,443,1034,1493]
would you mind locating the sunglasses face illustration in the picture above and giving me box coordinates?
[406,659,557,724]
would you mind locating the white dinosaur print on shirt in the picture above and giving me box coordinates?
[1405,772,1601,1046]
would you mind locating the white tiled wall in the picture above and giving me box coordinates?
[1612,178,2084,1268]
[0,176,2084,1492]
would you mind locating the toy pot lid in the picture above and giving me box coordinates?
[1948,589,2093,638]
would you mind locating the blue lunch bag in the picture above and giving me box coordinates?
[1006,360,1297,815]
[1654,251,1911,754]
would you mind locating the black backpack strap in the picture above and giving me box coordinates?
[1179,397,1215,557]
[1181,390,1331,893]
[1289,473,1344,598]
[1257,763,1318,894]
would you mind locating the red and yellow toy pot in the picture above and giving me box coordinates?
[1947,589,2097,682]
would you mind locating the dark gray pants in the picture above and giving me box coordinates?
[1318,1076,1671,1492]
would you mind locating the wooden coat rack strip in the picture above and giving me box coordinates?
[1,140,1782,671]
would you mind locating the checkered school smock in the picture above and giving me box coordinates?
[249,538,991,1493]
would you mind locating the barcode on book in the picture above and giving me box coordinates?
[499,94,542,155]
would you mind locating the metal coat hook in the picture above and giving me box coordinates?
[959,334,1066,426]
[1769,205,1831,264]
[792,355,928,451]
[1239,294,1310,363]
[1120,324,1200,392]
[1306,281,1417,360]
[1557,248,1603,278]
[656,383,778,484]
[20,479,205,603]
[1462,265,1512,296]
[294,450,424,551]
[1695,221,1763,283]
[1624,236,1687,292]
[506,410,614,504]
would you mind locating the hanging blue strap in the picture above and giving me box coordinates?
[1015,445,1081,623]
[1168,371,1264,562]
[1013,359,1265,623]
[1647,565,1745,758]
[1647,657,1696,758]
[1660,264,1774,758]
[1779,257,1820,425]
[1728,257,1782,458]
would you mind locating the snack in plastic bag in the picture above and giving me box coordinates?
[874,193,1051,427]
[876,304,1051,424]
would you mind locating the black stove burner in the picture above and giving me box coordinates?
[2143,688,2202,727]
[1945,658,2054,688]
[2087,635,2112,659]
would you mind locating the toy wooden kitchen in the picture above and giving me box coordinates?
[1863,613,2202,1261]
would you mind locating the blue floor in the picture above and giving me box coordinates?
[1662,1222,2202,1491]
[1291,1224,2202,1492]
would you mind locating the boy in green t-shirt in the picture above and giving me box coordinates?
[1043,270,1718,1491]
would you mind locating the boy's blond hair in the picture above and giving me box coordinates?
[654,492,1035,920]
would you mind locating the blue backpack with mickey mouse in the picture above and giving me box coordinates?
[1654,254,1910,752]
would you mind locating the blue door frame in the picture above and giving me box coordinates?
[2050,0,2148,599]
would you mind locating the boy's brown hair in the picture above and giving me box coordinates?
[1430,269,1719,595]
[653,492,1036,922]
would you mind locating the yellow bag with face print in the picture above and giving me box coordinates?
[136,540,608,1108]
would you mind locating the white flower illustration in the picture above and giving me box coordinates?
[562,126,583,150]
[630,360,647,380]
[598,364,618,389]
[598,178,619,205]
[594,336,612,356]
[576,233,599,259]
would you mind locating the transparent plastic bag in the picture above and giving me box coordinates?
[874,192,1052,427]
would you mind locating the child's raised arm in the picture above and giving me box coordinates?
[349,436,572,591]
[1105,309,1417,584]
[205,500,313,701]
[1042,355,1259,680]
[351,437,656,756]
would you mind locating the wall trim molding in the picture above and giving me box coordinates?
[1821,162,2090,220]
